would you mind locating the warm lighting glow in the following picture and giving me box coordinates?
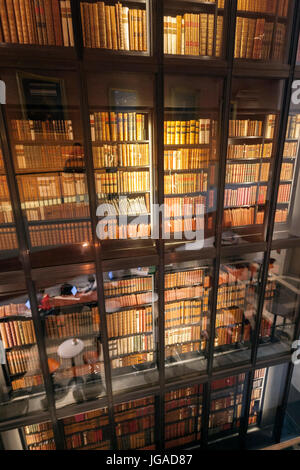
[82,242,89,247]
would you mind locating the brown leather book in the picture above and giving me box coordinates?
[110,5,118,50]
[252,18,265,59]
[82,2,91,47]
[51,0,63,46]
[93,2,100,48]
[39,0,49,45]
[98,1,106,48]
[44,0,55,45]
[142,8,147,51]
[34,0,44,44]
[0,0,11,42]
[13,0,24,43]
[89,1,95,48]
[19,0,29,43]
[6,0,18,43]
[24,0,37,44]
[105,4,112,49]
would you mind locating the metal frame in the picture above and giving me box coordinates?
[0,0,300,451]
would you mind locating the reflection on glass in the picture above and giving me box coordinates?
[213,254,263,369]
[208,373,246,441]
[258,249,300,360]
[165,385,203,449]
[103,267,158,394]
[273,93,300,240]
[235,0,290,63]
[87,72,153,243]
[223,78,283,245]
[164,75,222,251]
[164,260,212,381]
[23,421,56,450]
[0,288,46,422]
[62,407,111,450]
[80,1,148,54]
[36,274,105,409]
[282,357,300,441]
[3,69,91,253]
[248,368,267,428]
[0,145,18,257]
[246,363,288,448]
[114,396,155,450]
[163,0,225,59]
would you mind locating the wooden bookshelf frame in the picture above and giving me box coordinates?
[0,0,300,451]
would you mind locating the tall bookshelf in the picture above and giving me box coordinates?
[248,367,267,427]
[22,421,56,450]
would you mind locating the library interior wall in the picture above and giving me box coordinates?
[261,363,288,427]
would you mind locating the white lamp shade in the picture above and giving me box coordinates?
[57,338,84,359]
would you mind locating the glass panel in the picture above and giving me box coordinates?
[103,266,158,394]
[164,384,203,449]
[164,259,213,381]
[246,363,288,448]
[0,286,47,422]
[114,396,155,450]
[282,353,300,441]
[224,78,284,245]
[0,144,18,258]
[61,407,111,450]
[35,271,106,409]
[273,84,300,241]
[164,75,222,252]
[208,373,246,442]
[297,33,300,65]
[235,0,291,63]
[257,248,300,361]
[2,68,91,255]
[87,71,154,244]
[0,0,74,47]
[163,0,226,59]
[213,253,264,369]
[80,0,149,54]
[23,421,56,450]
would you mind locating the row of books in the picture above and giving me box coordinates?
[215,308,243,327]
[0,228,18,250]
[163,14,223,58]
[277,184,292,203]
[165,419,195,440]
[106,291,152,309]
[115,415,154,436]
[0,319,36,349]
[11,373,43,391]
[93,143,149,168]
[227,143,273,159]
[111,351,153,369]
[95,170,150,195]
[219,264,257,284]
[18,173,87,202]
[108,333,153,358]
[6,348,40,375]
[229,118,268,137]
[0,176,10,200]
[224,185,267,207]
[280,163,294,180]
[24,422,55,450]
[14,144,84,171]
[165,268,208,289]
[165,326,203,346]
[283,141,298,157]
[165,299,203,326]
[275,208,288,223]
[104,276,152,297]
[0,303,28,318]
[164,119,212,145]
[98,195,150,216]
[117,430,154,450]
[44,309,100,339]
[96,220,150,240]
[90,112,147,142]
[166,341,205,359]
[165,406,197,424]
[223,207,258,227]
[0,0,74,46]
[164,172,208,194]
[81,2,147,52]
[164,148,211,170]
[214,324,242,346]
[226,163,270,183]
[24,429,54,446]
[63,410,108,434]
[11,120,74,141]
[65,428,105,450]
[25,202,90,222]
[235,18,285,61]
[106,307,153,338]
[164,195,208,217]
[165,285,209,304]
[286,114,300,139]
[237,0,289,15]
[28,221,91,247]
